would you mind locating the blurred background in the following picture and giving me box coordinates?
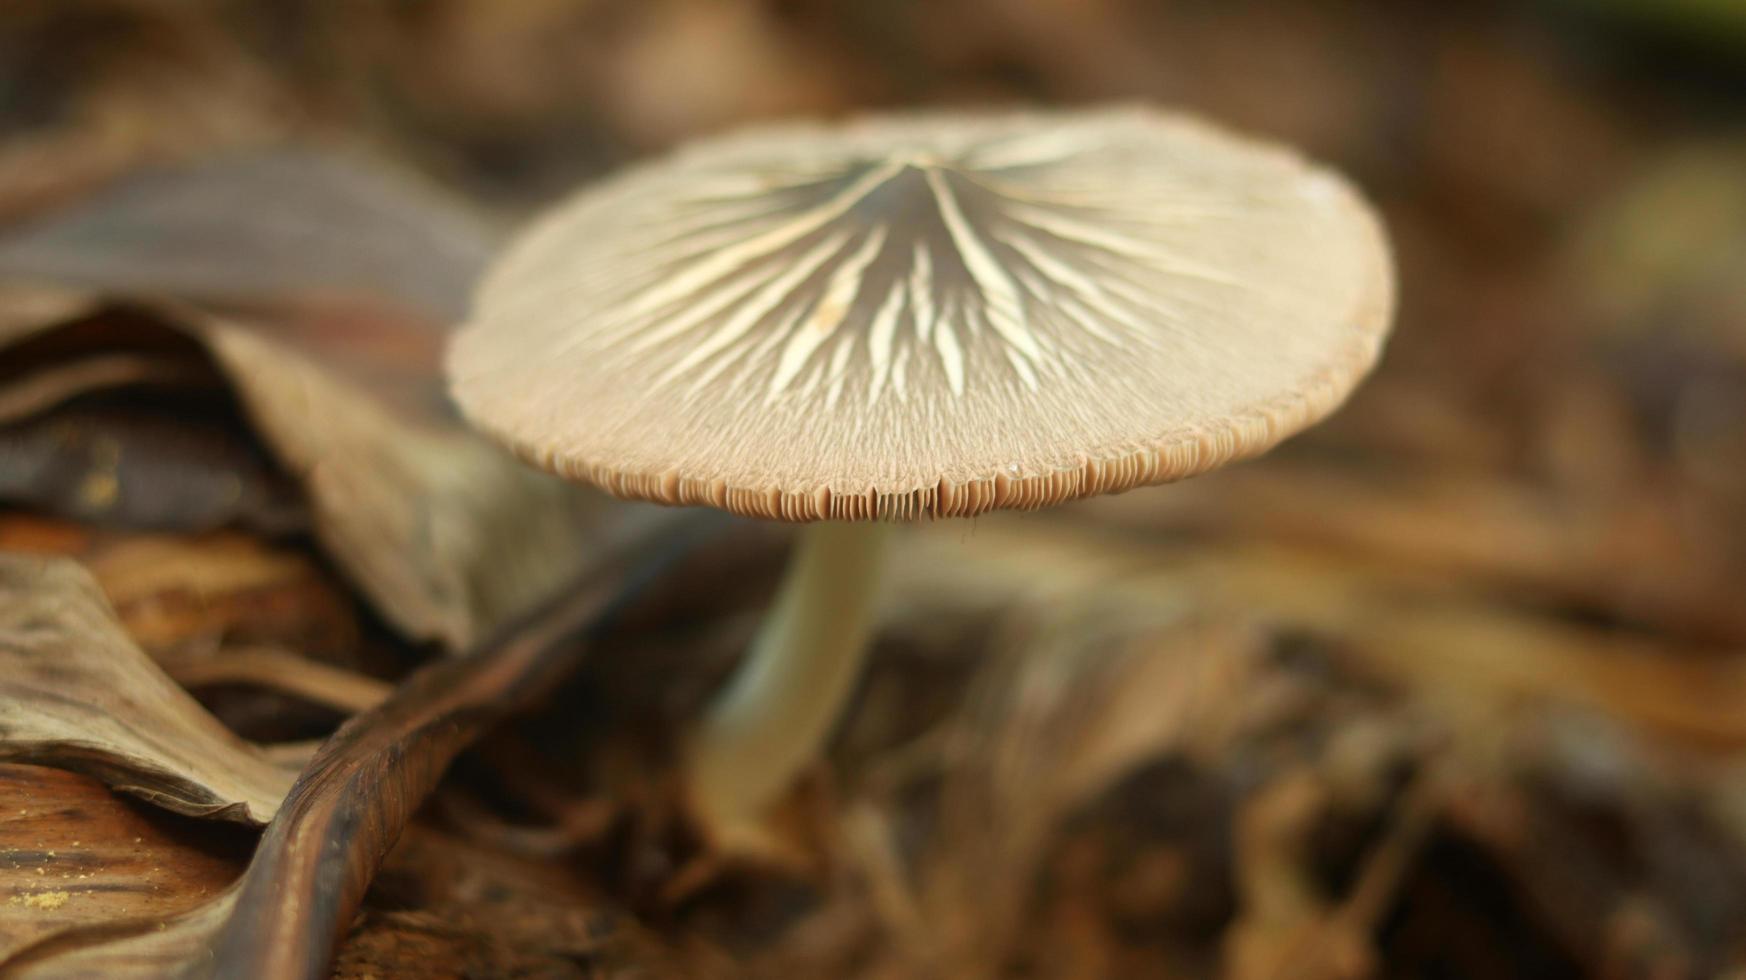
[1,1,1745,978]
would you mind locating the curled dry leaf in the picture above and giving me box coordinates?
[8,832,691,980]
[0,515,388,740]
[0,289,639,649]
[202,320,613,650]
[0,553,292,824]
[0,764,250,962]
[5,885,240,980]
[1,516,706,980]
[0,144,634,650]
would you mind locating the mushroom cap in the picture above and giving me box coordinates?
[448,106,1395,521]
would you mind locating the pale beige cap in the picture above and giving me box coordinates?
[448,106,1395,521]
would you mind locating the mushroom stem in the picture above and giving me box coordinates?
[689,520,892,837]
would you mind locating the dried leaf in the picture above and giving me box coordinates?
[0,553,292,824]
[0,290,645,649]
[202,320,615,650]
[2,516,705,979]
[0,764,249,961]
[4,885,239,979]
[0,515,383,723]
[11,829,692,979]
[0,142,640,648]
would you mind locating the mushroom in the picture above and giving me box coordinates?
[446,106,1395,845]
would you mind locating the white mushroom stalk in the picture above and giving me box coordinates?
[687,521,891,834]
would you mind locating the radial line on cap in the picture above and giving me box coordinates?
[655,228,855,390]
[925,169,1044,375]
[768,224,890,400]
[615,157,911,337]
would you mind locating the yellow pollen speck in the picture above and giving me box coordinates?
[12,891,70,911]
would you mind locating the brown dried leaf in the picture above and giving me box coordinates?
[0,764,249,961]
[202,320,612,650]
[0,141,636,648]
[0,553,292,824]
[0,290,640,649]
[4,884,239,979]
[8,829,696,980]
[1,516,703,979]
[0,515,385,723]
